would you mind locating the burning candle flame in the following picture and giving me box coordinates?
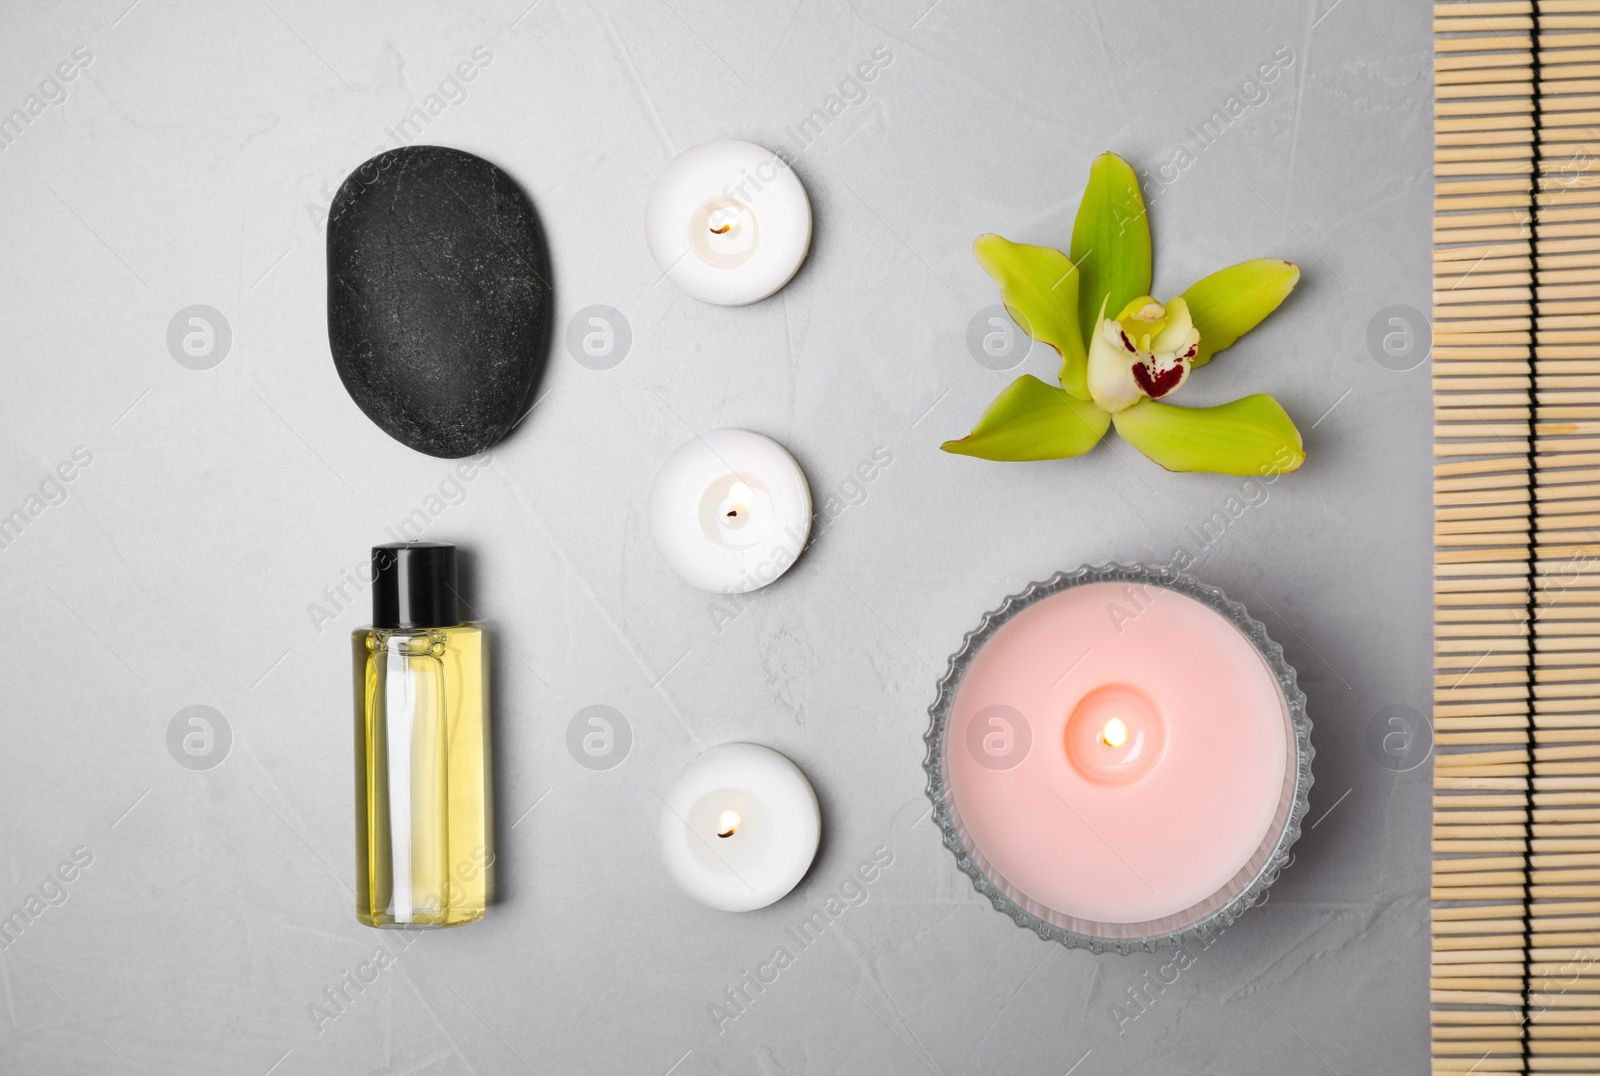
[708,206,741,235]
[1101,717,1128,748]
[717,810,740,838]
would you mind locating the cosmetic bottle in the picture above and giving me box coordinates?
[353,542,490,927]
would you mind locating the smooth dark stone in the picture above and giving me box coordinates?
[327,146,551,459]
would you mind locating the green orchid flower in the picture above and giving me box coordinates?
[942,152,1306,476]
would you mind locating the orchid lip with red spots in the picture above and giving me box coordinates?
[1131,355,1190,399]
[1086,295,1201,412]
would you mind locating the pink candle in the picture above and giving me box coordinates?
[945,581,1291,926]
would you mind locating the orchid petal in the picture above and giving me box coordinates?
[1180,260,1300,367]
[973,234,1088,399]
[1112,394,1305,475]
[941,374,1112,461]
[1070,152,1152,350]
[1150,296,1193,354]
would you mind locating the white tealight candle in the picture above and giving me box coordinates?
[645,140,812,306]
[658,743,821,912]
[648,429,811,594]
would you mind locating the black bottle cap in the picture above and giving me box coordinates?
[371,542,460,629]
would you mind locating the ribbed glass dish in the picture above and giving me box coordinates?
[922,563,1314,953]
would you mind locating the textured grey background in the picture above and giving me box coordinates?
[0,1,1433,1073]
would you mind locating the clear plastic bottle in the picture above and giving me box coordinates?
[352,543,491,927]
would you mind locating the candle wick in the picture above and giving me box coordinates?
[709,223,732,234]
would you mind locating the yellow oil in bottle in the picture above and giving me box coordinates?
[353,624,490,927]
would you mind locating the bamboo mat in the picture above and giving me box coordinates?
[1434,1,1600,1072]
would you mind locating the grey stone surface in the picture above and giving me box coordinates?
[0,2,1432,1074]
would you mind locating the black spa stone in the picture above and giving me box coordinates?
[327,146,551,459]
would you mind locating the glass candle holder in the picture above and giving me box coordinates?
[922,563,1313,953]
